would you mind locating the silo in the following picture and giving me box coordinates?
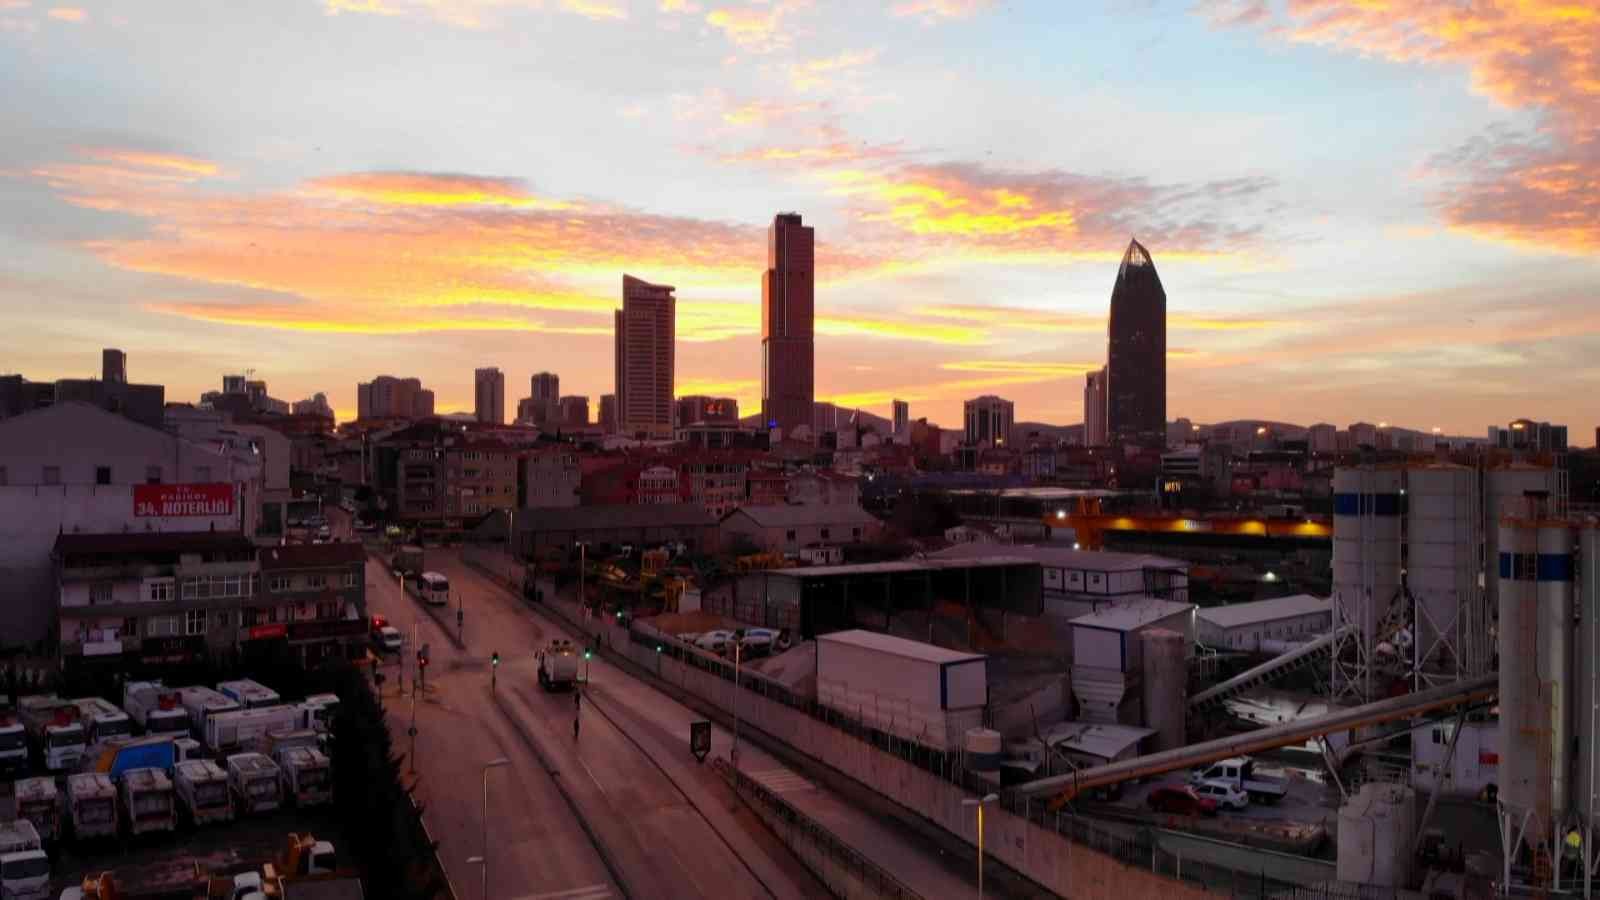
[1332,467,1404,700]
[1336,783,1417,887]
[1537,522,1574,819]
[1140,628,1186,752]
[1406,465,1478,682]
[1577,525,1600,826]
[1498,520,1541,817]
[1485,465,1558,610]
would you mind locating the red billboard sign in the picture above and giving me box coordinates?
[133,483,234,518]
[249,623,288,641]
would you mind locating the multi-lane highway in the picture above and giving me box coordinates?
[348,516,826,900]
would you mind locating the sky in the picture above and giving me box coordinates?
[1,0,1597,439]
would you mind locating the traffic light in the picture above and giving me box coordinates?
[491,651,500,668]
[583,649,592,661]
[417,650,429,668]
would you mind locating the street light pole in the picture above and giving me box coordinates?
[731,640,741,769]
[962,792,999,900]
[477,757,510,900]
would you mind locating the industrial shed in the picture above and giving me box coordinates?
[1196,593,1331,652]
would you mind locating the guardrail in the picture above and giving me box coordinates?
[712,757,924,900]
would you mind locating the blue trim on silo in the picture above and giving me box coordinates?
[1334,493,1401,516]
[1499,553,1512,579]
[1537,553,1573,581]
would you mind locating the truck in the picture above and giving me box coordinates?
[391,545,425,577]
[0,819,48,900]
[1410,717,1499,799]
[65,773,118,842]
[120,768,176,836]
[63,863,210,900]
[226,753,282,815]
[72,698,134,745]
[12,778,60,844]
[1189,757,1287,803]
[173,759,233,827]
[204,705,300,756]
[85,735,187,781]
[0,707,24,776]
[122,682,191,737]
[536,639,580,691]
[216,680,281,711]
[177,687,240,739]
[268,731,331,807]
[18,695,87,772]
[297,694,340,734]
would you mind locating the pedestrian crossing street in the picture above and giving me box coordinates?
[748,767,814,794]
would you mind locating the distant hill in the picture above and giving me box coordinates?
[1013,421,1082,443]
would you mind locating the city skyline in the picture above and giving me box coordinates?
[1,2,1597,437]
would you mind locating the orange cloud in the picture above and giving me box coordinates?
[716,124,903,169]
[47,6,84,21]
[81,149,219,178]
[147,303,613,336]
[704,0,804,50]
[891,0,991,23]
[789,48,878,91]
[303,172,574,209]
[561,0,626,20]
[1208,0,1600,252]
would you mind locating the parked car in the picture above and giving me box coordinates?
[1191,779,1250,811]
[1147,784,1218,816]
[694,631,734,654]
[371,625,403,653]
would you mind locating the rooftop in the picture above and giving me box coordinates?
[1197,594,1331,630]
[932,542,1186,573]
[1069,598,1194,632]
[517,503,716,532]
[766,555,1039,579]
[724,504,877,528]
[53,531,255,558]
[259,541,366,570]
[816,629,985,665]
[1040,721,1155,760]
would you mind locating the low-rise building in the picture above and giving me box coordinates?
[255,542,369,665]
[513,503,717,557]
[931,543,1188,619]
[522,450,581,508]
[718,504,879,556]
[54,532,259,669]
[745,470,790,506]
[683,455,749,518]
[1195,593,1331,652]
[787,470,859,507]
[637,464,683,505]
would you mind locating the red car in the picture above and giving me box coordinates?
[1147,784,1219,816]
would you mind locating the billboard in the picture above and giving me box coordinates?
[134,483,234,518]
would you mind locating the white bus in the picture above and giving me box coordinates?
[417,571,450,606]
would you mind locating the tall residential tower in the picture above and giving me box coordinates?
[1106,238,1166,447]
[761,212,815,440]
[474,367,505,424]
[615,275,676,439]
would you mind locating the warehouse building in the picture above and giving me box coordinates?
[1195,593,1331,652]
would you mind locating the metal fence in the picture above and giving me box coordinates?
[713,756,925,900]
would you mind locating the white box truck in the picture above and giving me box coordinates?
[227,752,283,815]
[275,746,332,808]
[217,679,282,710]
[298,694,340,733]
[122,682,191,736]
[18,695,86,772]
[537,640,581,691]
[65,773,117,842]
[12,779,59,844]
[174,759,233,827]
[814,629,988,752]
[119,768,176,836]
[177,686,240,738]
[0,707,26,777]
[204,704,301,755]
[70,698,133,745]
[0,819,48,900]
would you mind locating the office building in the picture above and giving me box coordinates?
[1308,423,1338,455]
[1106,238,1166,446]
[761,212,815,440]
[530,372,560,425]
[964,395,1014,448]
[1084,367,1107,447]
[892,400,909,438]
[474,367,506,424]
[676,395,739,428]
[615,275,676,439]
[291,393,334,420]
[559,395,589,427]
[598,394,617,433]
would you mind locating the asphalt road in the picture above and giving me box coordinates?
[348,519,824,900]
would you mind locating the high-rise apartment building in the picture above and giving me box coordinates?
[761,212,815,440]
[1106,238,1166,447]
[892,400,909,438]
[530,372,560,425]
[1083,367,1107,447]
[675,395,739,428]
[964,395,1015,448]
[598,394,617,433]
[356,375,432,420]
[559,395,589,427]
[474,367,505,424]
[1489,419,1568,453]
[102,349,125,384]
[615,275,675,439]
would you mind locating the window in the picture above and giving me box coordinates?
[145,466,162,484]
[215,611,232,629]
[343,572,358,588]
[268,575,290,593]
[184,610,207,636]
[89,582,114,605]
[147,581,173,602]
[852,527,862,540]
[316,600,340,620]
[146,615,179,637]
[306,574,326,589]
[785,530,796,541]
[121,617,138,638]
[95,466,112,485]
[43,466,61,485]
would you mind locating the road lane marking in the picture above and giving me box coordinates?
[515,882,613,899]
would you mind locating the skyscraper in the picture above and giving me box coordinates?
[530,372,560,425]
[892,399,909,438]
[1083,367,1107,446]
[474,367,505,424]
[761,212,815,440]
[615,275,676,439]
[598,394,617,433]
[964,395,1014,448]
[1106,238,1166,447]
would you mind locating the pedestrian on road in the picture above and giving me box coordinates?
[573,716,580,741]
[574,689,581,710]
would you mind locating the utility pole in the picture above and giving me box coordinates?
[457,590,464,647]
[732,640,741,769]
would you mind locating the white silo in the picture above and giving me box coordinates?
[1406,464,1479,685]
[1577,525,1600,828]
[1485,464,1559,610]
[1332,467,1404,702]
[1498,520,1542,820]
[1141,628,1186,752]
[1537,522,1575,820]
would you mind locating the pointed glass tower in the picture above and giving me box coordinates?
[1106,238,1166,447]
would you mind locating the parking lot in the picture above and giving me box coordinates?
[1090,758,1338,852]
